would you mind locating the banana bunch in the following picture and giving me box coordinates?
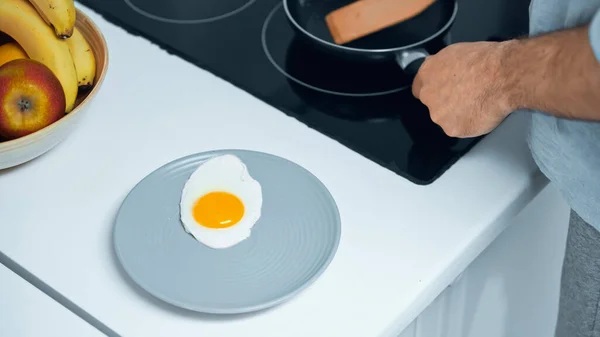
[0,0,96,113]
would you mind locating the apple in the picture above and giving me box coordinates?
[0,59,65,140]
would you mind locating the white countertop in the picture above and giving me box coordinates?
[0,263,104,337]
[0,4,548,337]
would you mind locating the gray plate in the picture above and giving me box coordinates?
[113,149,341,314]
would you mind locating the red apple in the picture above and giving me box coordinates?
[0,59,65,140]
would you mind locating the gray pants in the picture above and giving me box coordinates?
[555,210,600,337]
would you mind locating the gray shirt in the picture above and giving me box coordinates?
[527,0,600,229]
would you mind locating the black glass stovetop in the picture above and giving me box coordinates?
[77,0,529,185]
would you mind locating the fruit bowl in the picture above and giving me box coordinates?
[0,8,108,170]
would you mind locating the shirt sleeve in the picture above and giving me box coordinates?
[590,8,600,61]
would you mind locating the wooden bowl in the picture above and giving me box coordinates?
[0,8,109,170]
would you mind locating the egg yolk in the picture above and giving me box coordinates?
[192,191,245,229]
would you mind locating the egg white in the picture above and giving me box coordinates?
[179,154,263,249]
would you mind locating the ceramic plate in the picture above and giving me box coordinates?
[113,149,341,314]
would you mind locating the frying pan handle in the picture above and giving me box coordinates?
[395,49,430,77]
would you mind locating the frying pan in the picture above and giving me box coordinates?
[283,0,458,77]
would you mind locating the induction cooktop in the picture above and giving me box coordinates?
[76,0,529,185]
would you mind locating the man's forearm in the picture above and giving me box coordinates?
[500,19,600,121]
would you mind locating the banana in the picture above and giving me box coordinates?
[66,27,96,90]
[0,0,78,112]
[27,0,76,39]
[0,42,29,67]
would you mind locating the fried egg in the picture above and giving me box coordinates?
[179,154,262,249]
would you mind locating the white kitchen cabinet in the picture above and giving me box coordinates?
[399,183,570,337]
[0,263,105,337]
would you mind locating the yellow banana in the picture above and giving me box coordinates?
[0,42,29,67]
[27,0,76,39]
[0,0,78,112]
[66,27,96,90]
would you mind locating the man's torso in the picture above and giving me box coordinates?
[527,0,600,229]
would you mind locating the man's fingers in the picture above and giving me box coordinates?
[411,73,423,99]
[411,57,429,99]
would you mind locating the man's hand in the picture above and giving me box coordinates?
[411,41,516,138]
[412,22,600,138]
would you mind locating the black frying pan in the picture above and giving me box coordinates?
[283,0,458,77]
